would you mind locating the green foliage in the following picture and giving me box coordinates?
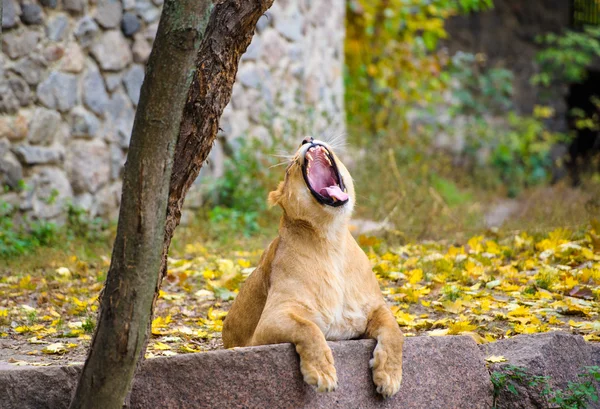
[82,317,95,334]
[431,175,472,206]
[345,0,494,141]
[532,27,600,87]
[447,51,514,117]
[532,26,600,137]
[202,137,292,239]
[491,365,600,409]
[66,203,108,242]
[0,201,60,258]
[0,198,110,259]
[463,113,565,196]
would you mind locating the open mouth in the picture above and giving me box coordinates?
[302,144,349,207]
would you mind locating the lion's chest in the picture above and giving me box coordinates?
[314,266,369,341]
[321,300,368,341]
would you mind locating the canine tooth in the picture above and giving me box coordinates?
[306,153,313,161]
[325,156,332,166]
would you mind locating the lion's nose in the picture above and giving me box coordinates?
[301,136,313,146]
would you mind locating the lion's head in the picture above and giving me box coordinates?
[268,137,355,225]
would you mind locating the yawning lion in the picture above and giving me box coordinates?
[222,137,404,397]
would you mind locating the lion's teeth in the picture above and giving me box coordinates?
[306,153,313,161]
[325,156,332,166]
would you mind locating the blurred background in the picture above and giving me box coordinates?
[1,0,600,255]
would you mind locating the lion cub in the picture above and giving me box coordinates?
[222,137,404,397]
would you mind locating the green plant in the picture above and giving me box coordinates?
[491,365,600,409]
[461,113,566,196]
[533,27,600,135]
[65,203,108,241]
[532,27,600,87]
[82,317,95,333]
[0,198,110,259]
[200,135,295,240]
[0,201,60,258]
[448,51,514,117]
[345,0,494,142]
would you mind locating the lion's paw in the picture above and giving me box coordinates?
[300,349,338,392]
[370,342,403,398]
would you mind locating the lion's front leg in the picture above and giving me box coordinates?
[365,304,404,398]
[252,308,338,392]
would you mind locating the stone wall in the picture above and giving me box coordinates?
[0,0,346,223]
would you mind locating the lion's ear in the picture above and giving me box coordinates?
[268,182,285,207]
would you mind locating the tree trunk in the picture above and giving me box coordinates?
[70,1,273,408]
[157,0,274,299]
[69,1,213,407]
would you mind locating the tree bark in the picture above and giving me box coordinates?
[69,1,213,408]
[70,1,274,408]
[158,0,274,296]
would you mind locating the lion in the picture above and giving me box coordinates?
[222,137,404,397]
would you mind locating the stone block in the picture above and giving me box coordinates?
[0,337,493,409]
[12,56,47,85]
[2,0,21,29]
[106,91,134,147]
[83,66,109,116]
[70,106,100,139]
[132,34,151,63]
[91,30,133,71]
[37,71,78,112]
[7,74,32,107]
[122,64,144,106]
[0,81,20,114]
[0,151,23,189]
[59,43,85,73]
[2,30,41,60]
[67,139,110,193]
[94,0,122,28]
[27,108,62,145]
[121,11,140,37]
[63,0,86,15]
[135,0,159,23]
[30,167,73,219]
[482,332,597,409]
[21,3,44,25]
[74,16,99,48]
[12,145,64,165]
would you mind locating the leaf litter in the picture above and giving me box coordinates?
[1,224,599,365]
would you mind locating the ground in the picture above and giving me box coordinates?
[0,221,599,367]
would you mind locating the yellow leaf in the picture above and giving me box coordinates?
[447,320,477,335]
[467,236,484,254]
[55,267,71,278]
[407,269,423,284]
[485,355,507,363]
[395,311,417,327]
[507,305,530,317]
[152,342,171,351]
[428,328,449,336]
[442,300,464,314]
[42,343,67,354]
[584,334,600,342]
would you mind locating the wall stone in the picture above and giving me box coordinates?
[0,0,346,223]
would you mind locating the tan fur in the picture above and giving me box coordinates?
[222,139,404,397]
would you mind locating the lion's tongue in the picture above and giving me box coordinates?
[320,186,348,201]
